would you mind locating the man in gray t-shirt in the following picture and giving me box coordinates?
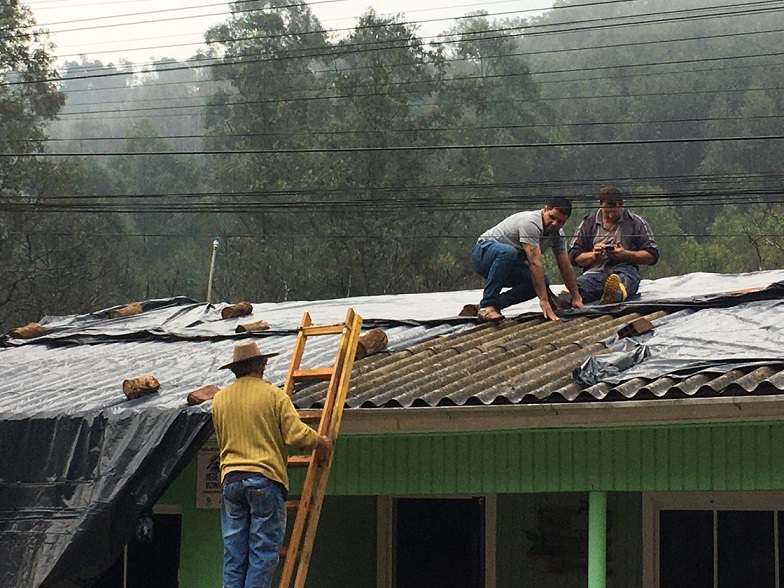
[469,197,584,321]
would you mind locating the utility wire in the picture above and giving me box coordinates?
[49,24,784,103]
[5,168,780,191]
[9,133,783,158]
[36,0,784,74]
[3,183,783,210]
[31,112,784,145]
[52,57,784,121]
[8,0,780,87]
[4,231,783,239]
[16,0,641,63]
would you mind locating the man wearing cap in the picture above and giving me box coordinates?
[568,184,659,304]
[212,341,332,588]
[470,196,584,322]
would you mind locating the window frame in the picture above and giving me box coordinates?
[375,494,497,588]
[642,491,784,588]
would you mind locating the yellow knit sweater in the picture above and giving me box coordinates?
[212,375,319,490]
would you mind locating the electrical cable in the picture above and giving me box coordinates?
[7,0,781,87]
[6,132,783,158]
[49,23,784,104]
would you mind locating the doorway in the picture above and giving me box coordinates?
[91,512,182,587]
[395,497,485,588]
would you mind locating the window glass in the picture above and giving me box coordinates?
[659,510,713,588]
[717,511,774,588]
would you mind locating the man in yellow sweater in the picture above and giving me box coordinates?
[212,341,331,588]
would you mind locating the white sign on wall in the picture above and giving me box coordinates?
[196,435,221,509]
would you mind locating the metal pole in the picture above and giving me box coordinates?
[206,237,220,303]
[588,490,607,588]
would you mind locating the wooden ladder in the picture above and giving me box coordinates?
[278,308,363,588]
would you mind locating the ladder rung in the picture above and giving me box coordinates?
[292,367,334,382]
[299,324,345,336]
[297,409,323,423]
[288,455,313,468]
[286,499,300,512]
[279,545,288,559]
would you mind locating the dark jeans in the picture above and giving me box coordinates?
[470,241,549,310]
[576,264,642,303]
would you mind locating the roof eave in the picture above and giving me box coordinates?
[331,393,784,434]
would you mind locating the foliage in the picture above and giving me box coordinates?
[10,0,783,320]
[0,3,128,327]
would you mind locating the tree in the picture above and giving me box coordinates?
[442,12,554,183]
[0,4,127,327]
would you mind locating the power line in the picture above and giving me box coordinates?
[47,49,784,121]
[3,183,783,213]
[9,0,780,88]
[4,230,783,239]
[31,112,784,145]
[5,169,784,197]
[17,0,630,65]
[51,59,784,121]
[8,133,783,158]
[49,22,784,103]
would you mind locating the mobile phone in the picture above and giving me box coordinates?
[603,244,616,252]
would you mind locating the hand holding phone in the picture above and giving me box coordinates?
[603,244,616,253]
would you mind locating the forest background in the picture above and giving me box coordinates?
[2,0,783,327]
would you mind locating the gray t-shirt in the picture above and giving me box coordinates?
[478,210,566,259]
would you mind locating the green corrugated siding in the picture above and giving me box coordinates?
[326,421,784,495]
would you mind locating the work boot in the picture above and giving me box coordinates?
[477,306,503,321]
[548,288,572,310]
[600,274,628,305]
[459,304,479,317]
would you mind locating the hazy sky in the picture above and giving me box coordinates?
[25,0,553,66]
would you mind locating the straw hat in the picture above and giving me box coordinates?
[219,341,279,370]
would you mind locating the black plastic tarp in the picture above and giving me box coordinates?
[0,405,212,587]
[2,270,784,586]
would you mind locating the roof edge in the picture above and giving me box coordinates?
[330,395,784,434]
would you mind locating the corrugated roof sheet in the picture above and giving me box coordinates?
[1,270,783,417]
[0,322,470,415]
[5,270,779,587]
[291,306,784,407]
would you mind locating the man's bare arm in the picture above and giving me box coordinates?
[555,252,584,308]
[522,243,559,321]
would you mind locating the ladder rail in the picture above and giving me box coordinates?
[283,312,312,397]
[278,308,362,588]
[292,310,362,588]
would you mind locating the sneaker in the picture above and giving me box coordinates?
[600,274,628,305]
[459,304,479,317]
[549,289,572,310]
[477,306,504,321]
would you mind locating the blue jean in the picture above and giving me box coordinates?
[470,241,548,310]
[576,264,642,303]
[221,475,287,588]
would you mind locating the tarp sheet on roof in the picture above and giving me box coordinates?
[573,285,784,387]
[1,291,482,346]
[2,269,784,586]
[0,403,213,587]
[6,269,784,347]
[0,294,475,586]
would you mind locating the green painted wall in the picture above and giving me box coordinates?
[158,463,376,588]
[159,459,223,588]
[159,420,784,586]
[329,421,784,494]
